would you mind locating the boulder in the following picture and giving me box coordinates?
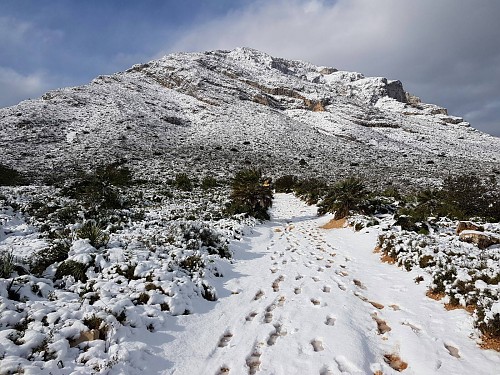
[456,221,484,235]
[459,230,500,249]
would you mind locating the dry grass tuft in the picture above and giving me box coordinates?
[479,335,500,352]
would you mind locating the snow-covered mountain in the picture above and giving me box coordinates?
[1,47,499,186]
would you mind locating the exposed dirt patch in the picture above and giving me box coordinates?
[383,353,408,372]
[372,313,391,334]
[380,253,396,264]
[320,218,347,229]
[444,303,476,314]
[426,290,445,301]
[373,246,382,253]
[369,301,385,310]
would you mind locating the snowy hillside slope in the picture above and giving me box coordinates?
[1,47,499,187]
[74,194,500,374]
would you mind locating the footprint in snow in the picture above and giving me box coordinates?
[353,279,366,289]
[312,276,321,282]
[322,285,331,293]
[253,290,265,301]
[444,343,461,358]
[216,366,230,374]
[272,275,285,292]
[246,347,262,375]
[325,316,336,326]
[218,332,233,348]
[401,321,421,334]
[320,366,335,375]
[311,298,321,306]
[245,311,257,321]
[294,287,302,295]
[368,301,384,310]
[371,313,391,334]
[311,338,324,352]
[267,323,287,346]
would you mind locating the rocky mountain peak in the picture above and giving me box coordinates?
[0,48,499,187]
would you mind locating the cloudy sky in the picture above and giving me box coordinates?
[1,0,499,136]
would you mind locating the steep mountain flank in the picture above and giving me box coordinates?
[1,47,499,187]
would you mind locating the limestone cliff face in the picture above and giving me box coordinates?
[0,47,499,186]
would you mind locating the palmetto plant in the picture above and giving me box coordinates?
[77,221,109,249]
[230,168,273,220]
[318,177,369,219]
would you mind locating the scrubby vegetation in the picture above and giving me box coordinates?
[285,173,500,346]
[0,164,25,186]
[317,177,369,218]
[0,163,262,371]
[228,168,273,220]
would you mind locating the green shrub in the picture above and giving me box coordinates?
[317,177,369,218]
[179,254,204,274]
[0,164,25,186]
[274,175,298,193]
[77,221,109,249]
[30,241,70,277]
[228,168,273,220]
[55,260,89,282]
[0,251,16,278]
[201,176,218,190]
[294,178,328,205]
[175,173,193,191]
[61,162,132,209]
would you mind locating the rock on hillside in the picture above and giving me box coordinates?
[1,47,499,187]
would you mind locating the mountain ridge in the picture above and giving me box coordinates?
[1,47,499,187]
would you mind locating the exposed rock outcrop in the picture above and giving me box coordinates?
[459,230,500,249]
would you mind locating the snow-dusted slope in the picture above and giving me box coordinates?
[109,194,500,374]
[1,47,499,186]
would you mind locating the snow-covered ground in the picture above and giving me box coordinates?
[108,194,499,374]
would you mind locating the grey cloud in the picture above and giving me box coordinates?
[169,0,500,136]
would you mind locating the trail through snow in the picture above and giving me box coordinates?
[115,194,500,375]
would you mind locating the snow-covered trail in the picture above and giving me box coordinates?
[118,194,500,375]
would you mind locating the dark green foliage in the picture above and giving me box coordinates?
[55,260,89,282]
[175,173,193,191]
[0,251,16,278]
[395,174,500,229]
[179,254,204,274]
[476,304,500,339]
[201,176,218,190]
[30,241,70,277]
[77,221,109,249]
[293,178,328,205]
[54,205,80,226]
[317,177,369,219]
[201,281,217,301]
[116,263,138,280]
[0,164,25,186]
[274,175,298,193]
[61,162,132,209]
[440,174,499,220]
[134,292,150,305]
[228,168,273,220]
